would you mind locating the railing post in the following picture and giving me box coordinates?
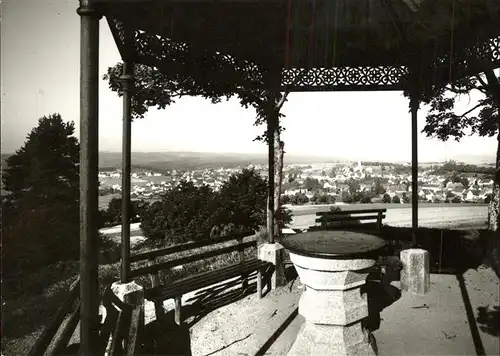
[77,0,101,353]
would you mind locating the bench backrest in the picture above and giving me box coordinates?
[129,230,256,285]
[314,208,387,230]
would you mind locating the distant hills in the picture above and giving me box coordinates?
[98,151,344,171]
[1,151,495,172]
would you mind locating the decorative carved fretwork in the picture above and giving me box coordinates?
[105,15,500,92]
[281,66,408,91]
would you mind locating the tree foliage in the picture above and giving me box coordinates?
[420,75,499,143]
[2,114,80,279]
[304,177,320,191]
[310,192,336,205]
[372,178,386,195]
[100,197,144,227]
[347,179,361,195]
[2,114,79,202]
[360,195,372,204]
[341,191,353,203]
[217,168,269,231]
[137,168,293,244]
[139,180,220,243]
[417,70,499,230]
[103,62,287,143]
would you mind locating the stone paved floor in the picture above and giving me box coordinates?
[146,265,499,356]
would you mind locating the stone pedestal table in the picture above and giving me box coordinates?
[281,230,386,356]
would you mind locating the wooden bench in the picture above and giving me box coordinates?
[313,208,387,230]
[129,231,273,325]
[27,278,142,356]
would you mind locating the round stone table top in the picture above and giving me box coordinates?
[281,230,386,259]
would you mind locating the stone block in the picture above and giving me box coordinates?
[400,249,430,295]
[258,243,286,288]
[111,280,145,306]
[294,266,370,291]
[298,287,369,325]
[291,253,376,272]
[287,321,376,356]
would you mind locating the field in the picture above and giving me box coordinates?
[97,197,490,231]
[99,176,168,188]
[290,204,489,229]
[288,202,489,216]
[99,194,121,209]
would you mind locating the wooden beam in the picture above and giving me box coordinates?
[401,0,422,12]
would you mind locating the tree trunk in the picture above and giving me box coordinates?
[486,71,500,232]
[488,129,500,232]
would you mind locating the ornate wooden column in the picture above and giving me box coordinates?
[265,65,283,243]
[120,60,134,283]
[266,93,277,243]
[77,0,100,353]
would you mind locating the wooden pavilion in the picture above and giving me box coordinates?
[76,0,500,353]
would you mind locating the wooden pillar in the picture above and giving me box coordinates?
[410,93,419,246]
[266,100,276,244]
[120,61,134,283]
[265,65,282,244]
[77,0,100,353]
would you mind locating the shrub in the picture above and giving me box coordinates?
[342,191,353,203]
[138,168,293,243]
[139,181,221,243]
[392,195,401,204]
[101,197,144,227]
[360,195,372,203]
[291,192,310,205]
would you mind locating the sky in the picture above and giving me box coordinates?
[1,0,498,163]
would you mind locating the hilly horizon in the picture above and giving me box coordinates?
[98,151,344,171]
[2,151,495,172]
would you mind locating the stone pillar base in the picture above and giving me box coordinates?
[258,243,286,289]
[111,280,145,306]
[288,321,376,356]
[287,253,377,356]
[400,249,430,295]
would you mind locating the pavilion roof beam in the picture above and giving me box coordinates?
[381,0,409,44]
[401,0,423,12]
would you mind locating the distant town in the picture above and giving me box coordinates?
[98,161,495,205]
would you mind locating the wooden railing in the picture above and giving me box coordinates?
[27,276,143,356]
[129,230,256,280]
[27,277,81,356]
